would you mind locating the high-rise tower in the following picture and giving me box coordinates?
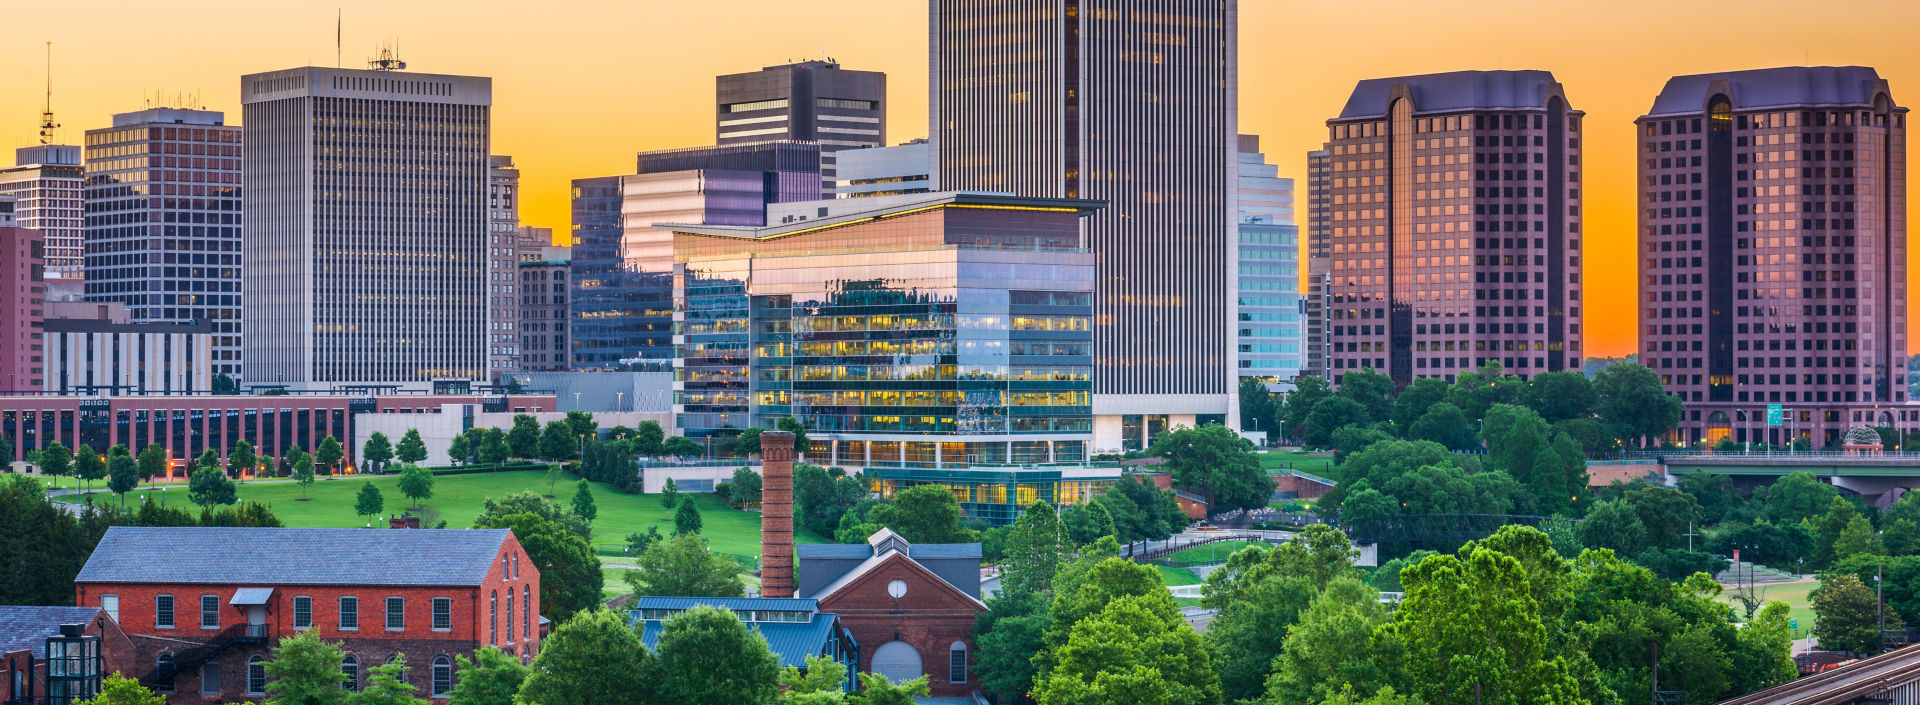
[717,61,884,198]
[1325,70,1584,385]
[931,0,1238,452]
[240,65,492,388]
[1637,67,1906,447]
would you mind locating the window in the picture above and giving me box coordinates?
[200,595,219,629]
[949,642,968,683]
[490,592,498,645]
[155,653,174,694]
[431,656,452,696]
[155,595,174,629]
[200,660,220,695]
[432,598,452,631]
[248,655,267,694]
[99,595,119,623]
[505,592,514,641]
[522,586,531,640]
[293,596,313,629]
[339,597,359,630]
[386,597,405,630]
[340,655,359,691]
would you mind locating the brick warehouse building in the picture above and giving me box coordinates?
[796,529,986,698]
[73,527,540,703]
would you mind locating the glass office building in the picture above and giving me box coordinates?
[669,192,1116,522]
[1236,135,1304,388]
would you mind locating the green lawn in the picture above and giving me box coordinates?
[1157,565,1203,587]
[1166,540,1259,566]
[55,470,827,559]
[1259,451,1334,477]
[1717,580,1819,638]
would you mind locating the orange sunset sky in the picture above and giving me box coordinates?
[4,0,1918,359]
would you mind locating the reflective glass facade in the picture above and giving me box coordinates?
[1237,136,1303,386]
[673,195,1099,472]
[570,175,672,369]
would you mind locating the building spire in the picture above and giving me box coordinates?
[38,42,61,145]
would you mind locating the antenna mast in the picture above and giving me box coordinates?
[337,8,342,68]
[39,42,61,145]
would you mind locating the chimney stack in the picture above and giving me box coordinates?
[759,431,797,598]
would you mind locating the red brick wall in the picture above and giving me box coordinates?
[1273,474,1331,499]
[816,554,985,698]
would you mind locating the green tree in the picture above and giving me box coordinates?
[474,491,591,542]
[476,511,602,621]
[1812,573,1886,655]
[1593,362,1683,446]
[354,482,385,525]
[361,432,393,475]
[571,480,597,522]
[447,433,473,467]
[1767,471,1840,524]
[479,428,511,467]
[0,479,102,605]
[1033,593,1221,705]
[263,630,349,705]
[1617,483,1703,551]
[546,463,564,498]
[136,444,169,484]
[729,467,763,507]
[732,427,764,457]
[196,448,221,474]
[346,654,427,705]
[632,421,666,456]
[38,441,72,480]
[1574,499,1648,556]
[660,477,679,508]
[653,606,780,703]
[211,372,238,394]
[1391,540,1583,705]
[1833,514,1882,560]
[1389,377,1452,432]
[563,410,598,439]
[779,653,849,696]
[74,444,106,495]
[1337,368,1396,422]
[851,672,929,705]
[1205,566,1317,701]
[1304,396,1369,450]
[107,452,139,506]
[315,436,343,475]
[447,646,527,705]
[508,414,542,459]
[1149,423,1273,513]
[1260,578,1405,705]
[777,416,810,456]
[1239,376,1280,434]
[1522,370,1595,423]
[622,532,744,597]
[541,420,579,462]
[1060,501,1115,546]
[1885,518,1920,557]
[292,454,316,500]
[1408,401,1476,450]
[1001,501,1072,598]
[397,464,435,509]
[187,466,238,507]
[395,429,428,465]
[972,591,1051,702]
[1280,375,1333,444]
[1732,600,1800,695]
[661,436,704,458]
[673,499,702,535]
[73,674,168,705]
[868,484,974,543]
[228,440,257,479]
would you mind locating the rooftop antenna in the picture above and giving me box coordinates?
[38,42,60,145]
[369,40,406,71]
[336,8,342,68]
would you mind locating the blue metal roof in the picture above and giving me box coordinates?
[230,588,275,606]
[0,607,105,658]
[633,596,818,612]
[76,527,512,587]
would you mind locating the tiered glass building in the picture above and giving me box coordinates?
[1236,135,1303,388]
[667,191,1118,524]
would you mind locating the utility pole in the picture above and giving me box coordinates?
[1878,555,1886,654]
[1683,522,1699,553]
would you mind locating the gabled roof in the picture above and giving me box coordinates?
[1644,66,1899,118]
[1337,70,1569,120]
[0,606,105,658]
[796,543,982,560]
[76,527,514,587]
[805,547,988,611]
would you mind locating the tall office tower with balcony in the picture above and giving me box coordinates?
[82,108,244,382]
[931,0,1237,453]
[1304,146,1333,378]
[241,65,491,388]
[570,175,672,369]
[0,145,83,281]
[717,61,885,198]
[488,155,522,380]
[1637,67,1907,447]
[1325,70,1584,386]
[1236,135,1302,388]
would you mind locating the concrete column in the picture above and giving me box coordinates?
[760,430,797,598]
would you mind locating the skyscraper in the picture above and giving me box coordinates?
[717,60,885,197]
[931,0,1238,452]
[1637,67,1907,447]
[82,108,244,381]
[570,175,673,370]
[0,145,82,281]
[489,155,522,379]
[1236,135,1302,389]
[241,65,491,388]
[1325,70,1584,385]
[1304,146,1333,379]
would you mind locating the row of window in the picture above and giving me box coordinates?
[172,653,456,698]
[134,594,450,631]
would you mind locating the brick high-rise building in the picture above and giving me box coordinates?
[488,155,522,380]
[0,145,83,282]
[1304,146,1333,379]
[1637,67,1907,447]
[0,195,46,392]
[1325,70,1584,385]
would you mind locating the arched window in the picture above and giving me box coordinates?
[506,591,514,642]
[431,656,453,696]
[522,586,531,639]
[948,641,968,683]
[340,655,359,691]
[490,591,498,645]
[248,655,267,694]
[155,653,175,694]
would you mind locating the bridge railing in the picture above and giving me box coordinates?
[1601,450,1920,461]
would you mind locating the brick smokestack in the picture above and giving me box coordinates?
[759,430,796,598]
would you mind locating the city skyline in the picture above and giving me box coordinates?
[3,1,1918,359]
